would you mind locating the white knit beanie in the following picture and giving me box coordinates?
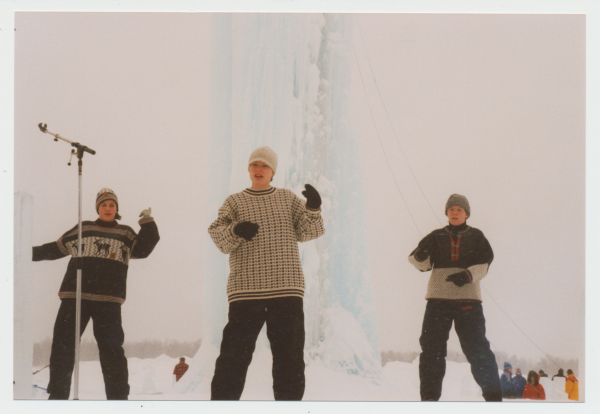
[248,146,278,175]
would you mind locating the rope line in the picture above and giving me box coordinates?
[353,15,562,371]
[351,38,422,237]
[355,15,442,227]
[481,284,562,369]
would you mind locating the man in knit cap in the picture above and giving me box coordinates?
[32,187,160,400]
[208,146,325,400]
[513,367,527,398]
[501,362,516,399]
[408,194,502,401]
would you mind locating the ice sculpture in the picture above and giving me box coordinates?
[176,13,381,397]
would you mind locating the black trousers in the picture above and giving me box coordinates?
[419,300,502,402]
[47,299,129,400]
[211,296,305,400]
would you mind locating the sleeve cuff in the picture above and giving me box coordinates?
[413,249,426,262]
[139,217,155,225]
[229,223,243,241]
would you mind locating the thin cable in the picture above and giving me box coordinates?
[481,284,562,369]
[352,39,422,237]
[487,338,511,364]
[354,15,564,370]
[355,15,442,227]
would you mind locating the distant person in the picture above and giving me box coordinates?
[173,357,189,382]
[552,368,566,381]
[513,368,527,399]
[548,368,568,400]
[523,370,546,400]
[538,369,548,378]
[32,188,160,400]
[565,369,579,401]
[500,362,516,399]
[208,147,325,400]
[408,194,502,401]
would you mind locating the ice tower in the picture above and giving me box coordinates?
[176,13,381,396]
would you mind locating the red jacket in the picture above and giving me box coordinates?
[173,361,189,381]
[522,383,545,400]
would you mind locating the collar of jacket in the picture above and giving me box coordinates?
[244,187,277,197]
[445,222,469,234]
[95,218,119,228]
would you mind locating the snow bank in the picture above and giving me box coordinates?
[28,354,575,401]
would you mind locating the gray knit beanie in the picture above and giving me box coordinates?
[445,194,470,217]
[248,146,278,175]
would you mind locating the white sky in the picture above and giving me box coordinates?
[2,1,600,413]
[10,8,586,356]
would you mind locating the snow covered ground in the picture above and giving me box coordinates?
[28,352,574,403]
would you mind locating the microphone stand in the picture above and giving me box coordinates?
[38,123,96,400]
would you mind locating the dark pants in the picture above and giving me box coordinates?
[211,296,305,401]
[419,300,502,402]
[47,299,129,400]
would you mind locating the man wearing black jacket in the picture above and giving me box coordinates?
[408,194,502,402]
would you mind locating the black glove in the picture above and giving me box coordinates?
[302,184,322,210]
[414,236,434,262]
[233,221,260,241]
[445,270,472,287]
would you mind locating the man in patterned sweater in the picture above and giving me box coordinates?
[408,194,502,402]
[208,146,325,400]
[32,187,159,400]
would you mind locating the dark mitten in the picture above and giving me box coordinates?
[445,270,472,287]
[414,236,434,261]
[233,221,260,241]
[302,184,322,210]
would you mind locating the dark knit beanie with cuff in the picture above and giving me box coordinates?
[96,187,122,220]
[445,193,470,217]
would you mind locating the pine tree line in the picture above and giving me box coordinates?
[381,349,579,376]
[33,339,579,377]
[380,350,420,366]
[380,349,473,366]
[33,338,202,367]
[493,353,579,377]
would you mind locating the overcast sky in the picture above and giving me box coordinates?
[2,2,600,409]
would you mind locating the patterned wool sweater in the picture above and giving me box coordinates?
[208,187,325,303]
[32,217,160,304]
[408,222,493,301]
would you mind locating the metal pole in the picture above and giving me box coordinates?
[73,159,83,400]
[37,123,95,400]
[37,123,96,156]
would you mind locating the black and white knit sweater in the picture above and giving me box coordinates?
[32,217,160,304]
[208,187,325,303]
[408,222,493,302]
